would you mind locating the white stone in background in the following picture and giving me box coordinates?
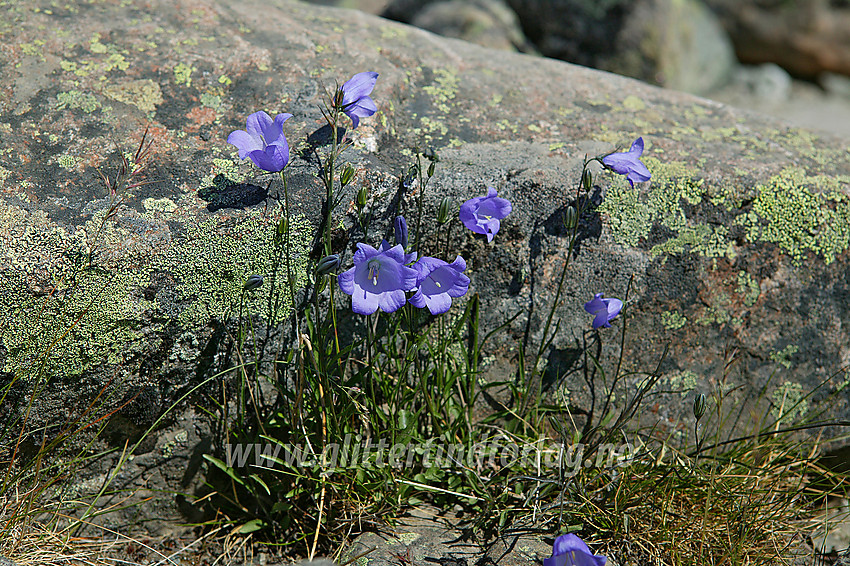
[821,72,850,99]
[734,63,792,103]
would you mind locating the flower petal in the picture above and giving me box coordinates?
[245,111,274,137]
[341,71,379,106]
[227,129,263,158]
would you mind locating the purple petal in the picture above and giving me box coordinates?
[408,289,426,309]
[338,267,356,295]
[341,71,379,106]
[377,289,407,313]
[484,218,501,241]
[424,291,452,315]
[353,243,379,264]
[246,111,274,137]
[227,129,263,158]
[629,136,644,155]
[352,288,380,315]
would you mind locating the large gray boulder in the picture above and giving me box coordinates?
[1,0,849,538]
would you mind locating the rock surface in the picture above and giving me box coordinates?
[705,0,850,79]
[1,0,850,544]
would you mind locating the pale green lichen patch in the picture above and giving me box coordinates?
[650,223,734,260]
[601,159,850,266]
[56,90,101,114]
[735,167,850,265]
[57,154,78,170]
[736,271,760,307]
[770,345,799,370]
[102,79,163,114]
[770,380,807,423]
[142,197,177,214]
[661,310,687,330]
[1,197,311,379]
[600,158,708,249]
[666,369,700,392]
[174,62,194,87]
[421,68,458,114]
[153,208,310,325]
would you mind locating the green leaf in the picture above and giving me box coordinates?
[238,519,266,533]
[203,454,246,487]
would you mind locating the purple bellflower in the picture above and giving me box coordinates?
[227,111,293,173]
[601,137,651,188]
[338,241,417,315]
[337,71,379,129]
[459,187,512,242]
[584,293,623,329]
[543,534,607,566]
[409,256,470,315]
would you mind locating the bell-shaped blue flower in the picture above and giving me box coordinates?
[584,293,623,329]
[338,241,418,315]
[409,255,470,315]
[227,111,293,173]
[601,137,651,188]
[543,534,607,566]
[338,71,378,129]
[459,187,512,242]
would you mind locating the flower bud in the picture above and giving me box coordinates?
[316,254,341,276]
[394,215,408,249]
[563,206,578,230]
[437,197,452,224]
[333,87,345,110]
[693,393,706,421]
[243,274,264,291]
[427,160,436,178]
[340,165,355,187]
[356,187,368,210]
[582,168,593,192]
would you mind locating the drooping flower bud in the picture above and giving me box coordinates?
[427,160,436,178]
[243,274,264,291]
[394,215,408,249]
[437,197,452,224]
[340,164,355,187]
[316,254,341,276]
[693,393,706,421]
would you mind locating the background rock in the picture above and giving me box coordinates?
[705,0,850,79]
[2,0,850,534]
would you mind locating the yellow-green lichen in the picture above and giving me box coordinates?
[1,198,311,379]
[734,167,850,265]
[57,154,78,170]
[622,95,645,112]
[770,345,799,369]
[667,369,699,392]
[102,79,163,114]
[200,92,222,110]
[650,223,734,259]
[56,90,100,114]
[174,62,194,87]
[600,158,707,249]
[142,197,177,215]
[422,68,458,114]
[661,310,687,330]
[153,208,311,325]
[770,380,807,423]
[736,271,760,307]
